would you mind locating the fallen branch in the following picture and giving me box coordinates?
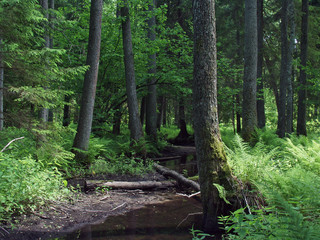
[153,163,200,191]
[110,202,127,212]
[86,180,176,190]
[176,212,202,228]
[177,191,201,198]
[1,137,24,152]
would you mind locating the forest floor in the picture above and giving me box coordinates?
[1,145,196,240]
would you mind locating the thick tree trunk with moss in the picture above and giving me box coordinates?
[193,0,234,233]
[121,0,144,142]
[297,0,308,136]
[242,0,258,142]
[73,0,102,162]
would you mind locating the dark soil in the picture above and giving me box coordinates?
[0,145,197,240]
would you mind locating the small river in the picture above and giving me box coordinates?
[56,154,201,240]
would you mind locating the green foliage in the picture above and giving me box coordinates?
[222,128,320,239]
[89,157,153,176]
[0,153,69,222]
[190,225,215,240]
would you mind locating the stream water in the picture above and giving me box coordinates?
[55,154,200,240]
[59,196,202,240]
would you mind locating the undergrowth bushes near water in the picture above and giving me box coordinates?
[0,153,69,222]
[222,129,320,239]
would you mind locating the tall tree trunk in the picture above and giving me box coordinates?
[121,0,144,142]
[193,0,234,233]
[73,0,103,162]
[140,96,146,126]
[47,0,54,122]
[63,95,71,126]
[176,99,189,140]
[157,95,164,130]
[145,0,157,142]
[286,0,295,134]
[277,0,290,137]
[242,0,258,141]
[39,0,49,122]
[297,0,308,136]
[0,38,3,131]
[257,0,266,128]
[162,97,167,126]
[112,106,122,135]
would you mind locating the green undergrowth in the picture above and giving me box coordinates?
[220,128,320,239]
[0,124,170,222]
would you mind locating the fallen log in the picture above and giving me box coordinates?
[151,156,182,161]
[153,163,200,191]
[86,180,176,190]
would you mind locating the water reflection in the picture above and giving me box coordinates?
[60,196,202,240]
[161,154,198,177]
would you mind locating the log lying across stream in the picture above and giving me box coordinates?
[86,180,176,190]
[85,163,200,192]
[153,163,200,191]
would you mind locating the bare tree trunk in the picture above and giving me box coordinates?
[157,95,164,130]
[63,95,70,127]
[39,0,49,122]
[48,0,54,122]
[286,0,295,134]
[277,0,289,138]
[0,38,3,131]
[242,0,258,142]
[140,96,146,126]
[257,0,266,128]
[112,106,122,135]
[278,0,294,137]
[73,0,103,162]
[297,0,308,136]
[193,0,234,233]
[121,0,144,142]
[176,99,189,140]
[145,0,157,142]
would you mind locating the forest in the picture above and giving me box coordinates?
[0,0,320,239]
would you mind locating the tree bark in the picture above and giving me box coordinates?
[257,0,266,129]
[156,95,164,130]
[39,0,49,122]
[121,0,144,142]
[176,100,189,140]
[286,0,295,134]
[145,0,158,142]
[0,38,3,131]
[193,0,234,233]
[242,0,258,142]
[140,96,146,126]
[63,95,71,127]
[47,0,54,122]
[73,0,103,161]
[297,0,308,136]
[277,0,288,138]
[112,106,122,135]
